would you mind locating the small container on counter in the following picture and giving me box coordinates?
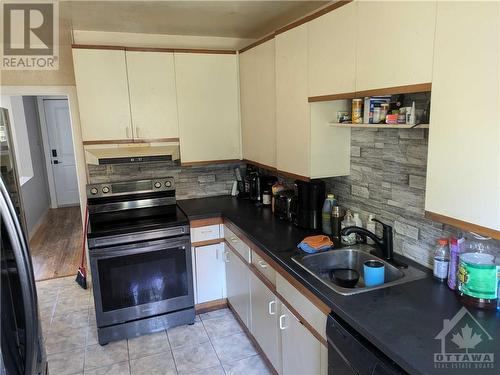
[262,190,272,206]
[352,99,363,124]
[447,237,464,290]
[433,238,450,282]
[331,206,346,245]
[341,210,357,246]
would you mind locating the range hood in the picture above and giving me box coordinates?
[85,145,180,165]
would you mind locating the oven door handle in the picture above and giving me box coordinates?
[89,236,191,259]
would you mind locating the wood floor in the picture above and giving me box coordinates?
[29,206,83,281]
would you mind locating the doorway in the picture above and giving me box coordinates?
[0,95,82,281]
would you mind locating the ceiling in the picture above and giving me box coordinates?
[62,1,329,39]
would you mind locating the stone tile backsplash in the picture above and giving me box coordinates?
[87,161,242,200]
[322,128,464,269]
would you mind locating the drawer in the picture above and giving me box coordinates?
[251,250,276,286]
[224,225,251,262]
[191,224,220,243]
[276,273,328,341]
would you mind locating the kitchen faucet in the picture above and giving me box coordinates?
[340,219,408,269]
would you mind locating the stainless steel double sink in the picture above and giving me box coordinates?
[292,244,427,295]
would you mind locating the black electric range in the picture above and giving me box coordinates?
[86,177,195,345]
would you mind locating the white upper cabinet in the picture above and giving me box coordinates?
[355,1,436,91]
[239,39,276,168]
[308,1,357,97]
[276,24,311,178]
[174,53,241,164]
[72,49,132,142]
[426,2,500,232]
[126,51,179,140]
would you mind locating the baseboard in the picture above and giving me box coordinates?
[227,300,278,375]
[195,298,227,314]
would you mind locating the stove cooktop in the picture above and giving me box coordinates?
[87,205,189,239]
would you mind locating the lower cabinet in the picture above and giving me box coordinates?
[194,243,226,304]
[225,244,251,327]
[279,303,323,375]
[250,273,282,373]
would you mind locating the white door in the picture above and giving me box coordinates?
[195,243,226,304]
[250,272,281,373]
[280,303,322,375]
[43,99,79,206]
[225,244,250,327]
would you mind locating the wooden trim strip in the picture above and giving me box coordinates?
[239,33,275,54]
[226,242,328,348]
[308,92,357,103]
[195,298,227,314]
[308,83,432,103]
[191,238,224,248]
[82,137,179,146]
[356,83,432,98]
[224,220,330,315]
[227,300,279,375]
[277,169,310,182]
[243,159,277,173]
[72,44,125,50]
[425,211,500,240]
[275,0,353,35]
[181,159,241,167]
[72,44,236,54]
[190,217,223,228]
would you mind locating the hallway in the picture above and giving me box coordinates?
[30,206,83,281]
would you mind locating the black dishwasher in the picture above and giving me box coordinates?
[327,313,406,375]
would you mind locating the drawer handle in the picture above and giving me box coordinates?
[268,300,276,315]
[258,260,268,269]
[230,237,238,243]
[279,314,288,330]
[223,251,230,263]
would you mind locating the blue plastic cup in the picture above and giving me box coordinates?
[363,260,385,287]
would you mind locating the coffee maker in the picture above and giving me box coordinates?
[295,180,325,230]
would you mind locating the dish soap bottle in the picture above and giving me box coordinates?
[433,239,449,282]
[341,210,356,246]
[353,213,363,243]
[322,194,336,235]
[366,215,376,245]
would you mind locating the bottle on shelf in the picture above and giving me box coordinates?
[341,210,356,246]
[366,214,376,245]
[433,239,450,282]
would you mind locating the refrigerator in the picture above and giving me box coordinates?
[0,107,47,375]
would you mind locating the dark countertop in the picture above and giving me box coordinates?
[178,196,500,375]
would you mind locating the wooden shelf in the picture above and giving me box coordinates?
[328,123,429,129]
[308,83,432,103]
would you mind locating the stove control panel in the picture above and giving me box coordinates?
[86,177,175,198]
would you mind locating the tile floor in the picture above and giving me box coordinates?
[37,276,272,375]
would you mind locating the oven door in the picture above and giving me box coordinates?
[89,235,194,327]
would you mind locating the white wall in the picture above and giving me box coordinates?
[0,96,34,184]
[20,97,51,237]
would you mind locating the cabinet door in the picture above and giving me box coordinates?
[240,39,276,168]
[308,1,357,97]
[250,273,281,373]
[225,244,250,327]
[195,243,226,304]
[275,24,310,178]
[280,304,322,375]
[175,53,241,163]
[355,1,436,91]
[72,49,132,141]
[426,3,500,231]
[126,51,179,140]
